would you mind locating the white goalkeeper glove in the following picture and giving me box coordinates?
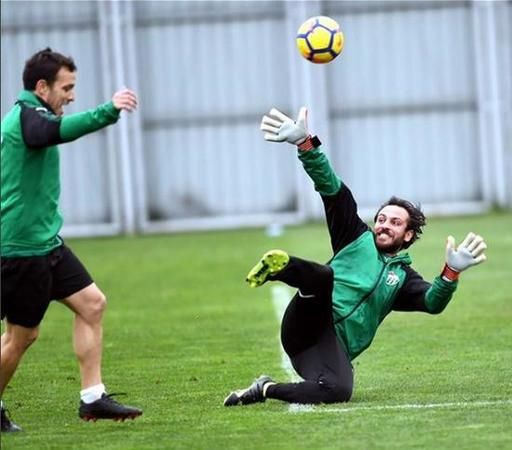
[260,107,309,145]
[441,232,487,281]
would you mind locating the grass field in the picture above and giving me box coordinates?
[1,212,511,450]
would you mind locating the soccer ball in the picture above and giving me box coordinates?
[296,16,344,64]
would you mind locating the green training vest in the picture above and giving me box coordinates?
[330,230,412,359]
[1,90,120,256]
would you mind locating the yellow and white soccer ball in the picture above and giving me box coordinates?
[296,16,344,64]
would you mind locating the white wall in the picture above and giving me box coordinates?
[1,0,510,236]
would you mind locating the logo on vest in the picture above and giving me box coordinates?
[385,271,400,286]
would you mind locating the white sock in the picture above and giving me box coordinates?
[80,383,106,404]
[262,382,276,397]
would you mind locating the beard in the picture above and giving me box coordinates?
[374,233,405,254]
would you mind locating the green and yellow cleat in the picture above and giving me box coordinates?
[246,249,290,288]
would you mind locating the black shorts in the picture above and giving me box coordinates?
[1,244,93,328]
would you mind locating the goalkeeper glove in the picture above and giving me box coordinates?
[441,232,487,281]
[260,107,309,146]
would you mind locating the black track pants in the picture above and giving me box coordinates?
[265,256,353,404]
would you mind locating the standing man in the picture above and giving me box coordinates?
[224,107,487,406]
[1,48,142,432]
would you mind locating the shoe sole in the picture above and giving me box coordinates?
[246,250,289,288]
[1,426,23,432]
[80,411,142,422]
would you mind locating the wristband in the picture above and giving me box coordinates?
[441,264,460,282]
[298,135,321,151]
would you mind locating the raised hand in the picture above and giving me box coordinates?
[442,232,487,281]
[112,88,138,112]
[260,107,308,145]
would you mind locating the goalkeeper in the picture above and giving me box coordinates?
[224,107,487,406]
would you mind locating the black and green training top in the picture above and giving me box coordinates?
[1,90,120,257]
[298,146,458,360]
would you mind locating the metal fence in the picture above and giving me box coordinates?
[1,0,510,237]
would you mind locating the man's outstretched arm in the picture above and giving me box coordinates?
[260,107,367,252]
[260,107,341,195]
[394,232,488,313]
[21,88,137,149]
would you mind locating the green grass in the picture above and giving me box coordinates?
[2,212,511,449]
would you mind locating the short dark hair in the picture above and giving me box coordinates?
[23,47,76,90]
[374,196,426,249]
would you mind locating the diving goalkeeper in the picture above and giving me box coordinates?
[224,107,487,406]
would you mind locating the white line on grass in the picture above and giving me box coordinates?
[310,399,512,414]
[270,286,512,415]
[270,285,300,380]
[271,286,314,412]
